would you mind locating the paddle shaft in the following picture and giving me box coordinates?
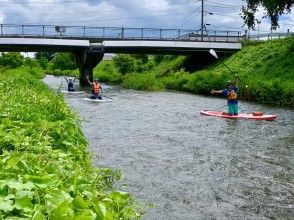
[221,61,240,81]
[102,94,112,99]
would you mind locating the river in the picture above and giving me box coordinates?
[44,75,294,220]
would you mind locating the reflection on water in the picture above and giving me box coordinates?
[44,75,294,220]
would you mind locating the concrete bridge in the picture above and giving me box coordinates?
[0,24,242,85]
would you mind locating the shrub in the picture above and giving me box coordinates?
[0,52,24,68]
[113,54,135,75]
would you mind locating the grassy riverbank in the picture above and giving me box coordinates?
[0,67,142,219]
[93,38,294,107]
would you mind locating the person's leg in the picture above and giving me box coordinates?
[233,103,239,115]
[94,94,100,99]
[228,104,234,115]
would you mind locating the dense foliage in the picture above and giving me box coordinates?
[241,0,294,29]
[0,67,142,219]
[0,52,24,69]
[93,37,294,107]
[49,52,77,71]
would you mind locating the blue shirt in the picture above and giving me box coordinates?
[223,86,238,104]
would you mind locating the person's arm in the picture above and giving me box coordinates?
[211,89,223,94]
[63,76,68,83]
[86,76,93,85]
[73,77,76,82]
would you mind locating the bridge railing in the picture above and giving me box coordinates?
[0,24,243,42]
[248,32,294,41]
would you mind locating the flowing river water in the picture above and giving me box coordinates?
[44,75,293,220]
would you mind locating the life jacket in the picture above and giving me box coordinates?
[92,83,100,94]
[227,89,237,100]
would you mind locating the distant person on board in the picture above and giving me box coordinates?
[211,77,239,115]
[64,76,76,92]
[87,76,102,100]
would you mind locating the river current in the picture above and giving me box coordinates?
[44,75,293,220]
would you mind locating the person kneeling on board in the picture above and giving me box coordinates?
[64,76,76,91]
[211,78,239,116]
[87,76,103,100]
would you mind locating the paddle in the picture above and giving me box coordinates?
[209,49,240,81]
[102,94,112,100]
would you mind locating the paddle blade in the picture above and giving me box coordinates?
[209,49,218,59]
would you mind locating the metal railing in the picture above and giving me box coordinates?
[0,24,243,43]
[248,32,294,41]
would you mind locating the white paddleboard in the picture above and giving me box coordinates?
[83,97,112,102]
[61,90,85,94]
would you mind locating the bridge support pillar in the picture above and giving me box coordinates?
[75,45,104,86]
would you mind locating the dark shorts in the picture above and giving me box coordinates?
[90,94,102,100]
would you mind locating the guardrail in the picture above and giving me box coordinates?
[0,24,243,43]
[248,32,294,41]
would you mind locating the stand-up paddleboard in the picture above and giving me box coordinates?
[83,97,112,102]
[61,90,85,94]
[200,110,277,120]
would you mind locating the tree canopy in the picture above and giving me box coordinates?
[241,0,294,29]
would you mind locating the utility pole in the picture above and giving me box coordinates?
[201,0,204,41]
[256,20,261,40]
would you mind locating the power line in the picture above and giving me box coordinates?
[212,12,241,19]
[206,0,240,8]
[206,24,244,30]
[175,6,202,28]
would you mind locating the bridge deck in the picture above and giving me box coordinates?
[0,24,243,43]
[0,24,242,53]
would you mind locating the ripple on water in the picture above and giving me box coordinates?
[43,75,294,220]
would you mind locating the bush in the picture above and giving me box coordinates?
[113,54,135,75]
[123,73,164,91]
[50,52,77,70]
[160,70,190,91]
[0,52,24,68]
[24,57,40,68]
[94,61,122,84]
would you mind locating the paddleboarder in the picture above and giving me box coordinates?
[211,77,239,115]
[64,76,76,92]
[86,76,103,100]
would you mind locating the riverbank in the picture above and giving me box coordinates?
[93,38,294,108]
[0,67,142,218]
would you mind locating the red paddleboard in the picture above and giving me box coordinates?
[200,110,277,121]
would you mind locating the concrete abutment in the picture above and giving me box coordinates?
[74,45,104,86]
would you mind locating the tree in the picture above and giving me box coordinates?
[113,54,135,75]
[0,52,24,68]
[241,0,294,29]
[49,52,76,70]
[35,52,54,61]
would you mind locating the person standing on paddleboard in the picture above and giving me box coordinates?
[64,76,76,92]
[211,77,239,115]
[86,76,103,100]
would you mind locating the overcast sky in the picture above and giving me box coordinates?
[1,0,294,35]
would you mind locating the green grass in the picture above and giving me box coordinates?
[94,38,294,107]
[0,67,143,219]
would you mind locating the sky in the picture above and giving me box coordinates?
[1,0,294,36]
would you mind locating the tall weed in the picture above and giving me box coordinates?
[0,68,143,219]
